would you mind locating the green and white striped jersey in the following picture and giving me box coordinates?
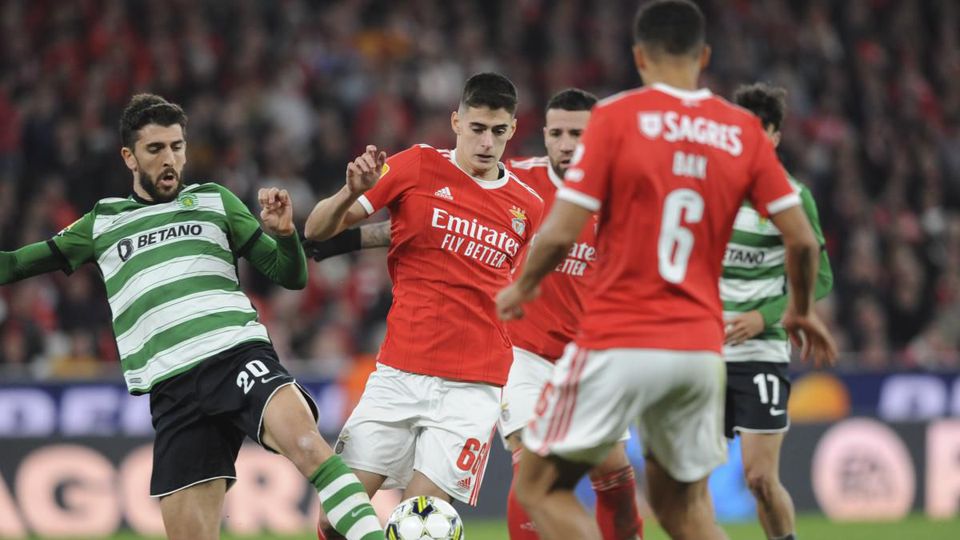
[721,176,832,363]
[51,183,272,393]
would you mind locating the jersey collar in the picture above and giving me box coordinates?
[448,148,509,190]
[651,83,712,102]
[547,162,565,190]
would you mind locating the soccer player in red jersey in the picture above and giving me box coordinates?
[496,2,837,540]
[304,73,544,538]
[305,88,645,540]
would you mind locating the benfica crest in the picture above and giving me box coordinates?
[638,111,663,139]
[509,206,527,235]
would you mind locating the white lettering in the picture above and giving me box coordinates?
[672,151,707,180]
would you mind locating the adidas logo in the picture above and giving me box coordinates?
[456,477,471,491]
[435,186,454,200]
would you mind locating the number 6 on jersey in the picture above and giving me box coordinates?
[658,188,705,284]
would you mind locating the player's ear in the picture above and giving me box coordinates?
[699,44,712,70]
[632,45,647,73]
[451,110,461,136]
[120,146,138,173]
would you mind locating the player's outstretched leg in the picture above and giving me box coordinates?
[158,479,228,540]
[505,434,539,539]
[515,447,598,540]
[261,385,384,540]
[588,443,643,540]
[645,456,727,540]
[741,432,795,539]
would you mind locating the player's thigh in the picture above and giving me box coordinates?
[638,350,727,483]
[149,374,245,498]
[725,361,791,439]
[739,431,785,479]
[159,478,228,540]
[415,381,500,505]
[522,346,635,466]
[337,364,425,485]
[261,383,333,469]
[499,347,555,446]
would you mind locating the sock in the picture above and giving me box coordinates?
[310,456,383,540]
[592,466,643,540]
[507,449,539,539]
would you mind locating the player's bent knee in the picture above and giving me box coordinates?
[744,468,778,502]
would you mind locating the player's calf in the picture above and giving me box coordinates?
[588,445,643,540]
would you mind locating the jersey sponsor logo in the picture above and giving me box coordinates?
[134,224,203,249]
[434,186,454,200]
[555,241,597,277]
[117,239,134,262]
[724,247,766,266]
[509,206,528,236]
[177,193,199,210]
[636,111,744,156]
[432,207,520,268]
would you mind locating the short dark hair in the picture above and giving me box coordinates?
[733,83,788,132]
[120,93,187,148]
[460,73,518,115]
[633,0,706,58]
[545,88,598,113]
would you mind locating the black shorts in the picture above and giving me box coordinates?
[148,341,318,497]
[724,361,791,439]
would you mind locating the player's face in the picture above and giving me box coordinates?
[121,123,186,203]
[543,108,591,177]
[452,106,516,180]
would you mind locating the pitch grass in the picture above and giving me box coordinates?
[42,514,960,539]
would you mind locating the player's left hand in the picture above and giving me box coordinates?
[496,282,540,320]
[258,187,295,237]
[782,311,838,368]
[724,310,764,345]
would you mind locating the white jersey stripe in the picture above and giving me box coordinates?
[109,255,237,317]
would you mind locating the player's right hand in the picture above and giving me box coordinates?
[782,311,838,368]
[346,145,387,196]
[496,282,541,321]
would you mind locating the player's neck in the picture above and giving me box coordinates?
[641,65,701,92]
[454,148,502,181]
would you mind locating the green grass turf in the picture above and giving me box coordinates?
[38,514,960,539]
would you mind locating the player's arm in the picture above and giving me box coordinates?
[0,242,70,284]
[304,145,386,241]
[497,199,592,319]
[303,220,391,262]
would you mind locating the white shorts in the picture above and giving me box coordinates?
[499,346,630,449]
[336,363,500,505]
[523,346,727,483]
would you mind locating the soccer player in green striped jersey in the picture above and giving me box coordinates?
[0,94,384,540]
[722,83,834,540]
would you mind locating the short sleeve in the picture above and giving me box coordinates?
[746,130,799,218]
[49,211,96,273]
[556,108,616,212]
[356,145,422,216]
[216,185,264,257]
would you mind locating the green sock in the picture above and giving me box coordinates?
[310,456,383,540]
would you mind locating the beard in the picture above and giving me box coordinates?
[139,167,183,203]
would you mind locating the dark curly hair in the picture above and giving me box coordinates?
[733,83,788,132]
[119,94,187,148]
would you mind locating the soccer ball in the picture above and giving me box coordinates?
[385,496,465,540]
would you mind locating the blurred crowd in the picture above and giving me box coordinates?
[0,0,958,377]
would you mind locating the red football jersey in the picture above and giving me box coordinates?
[358,145,544,385]
[559,84,799,353]
[506,156,598,361]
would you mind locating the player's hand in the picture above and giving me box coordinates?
[346,145,387,196]
[496,282,541,321]
[724,310,765,346]
[782,310,838,368]
[257,187,295,237]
